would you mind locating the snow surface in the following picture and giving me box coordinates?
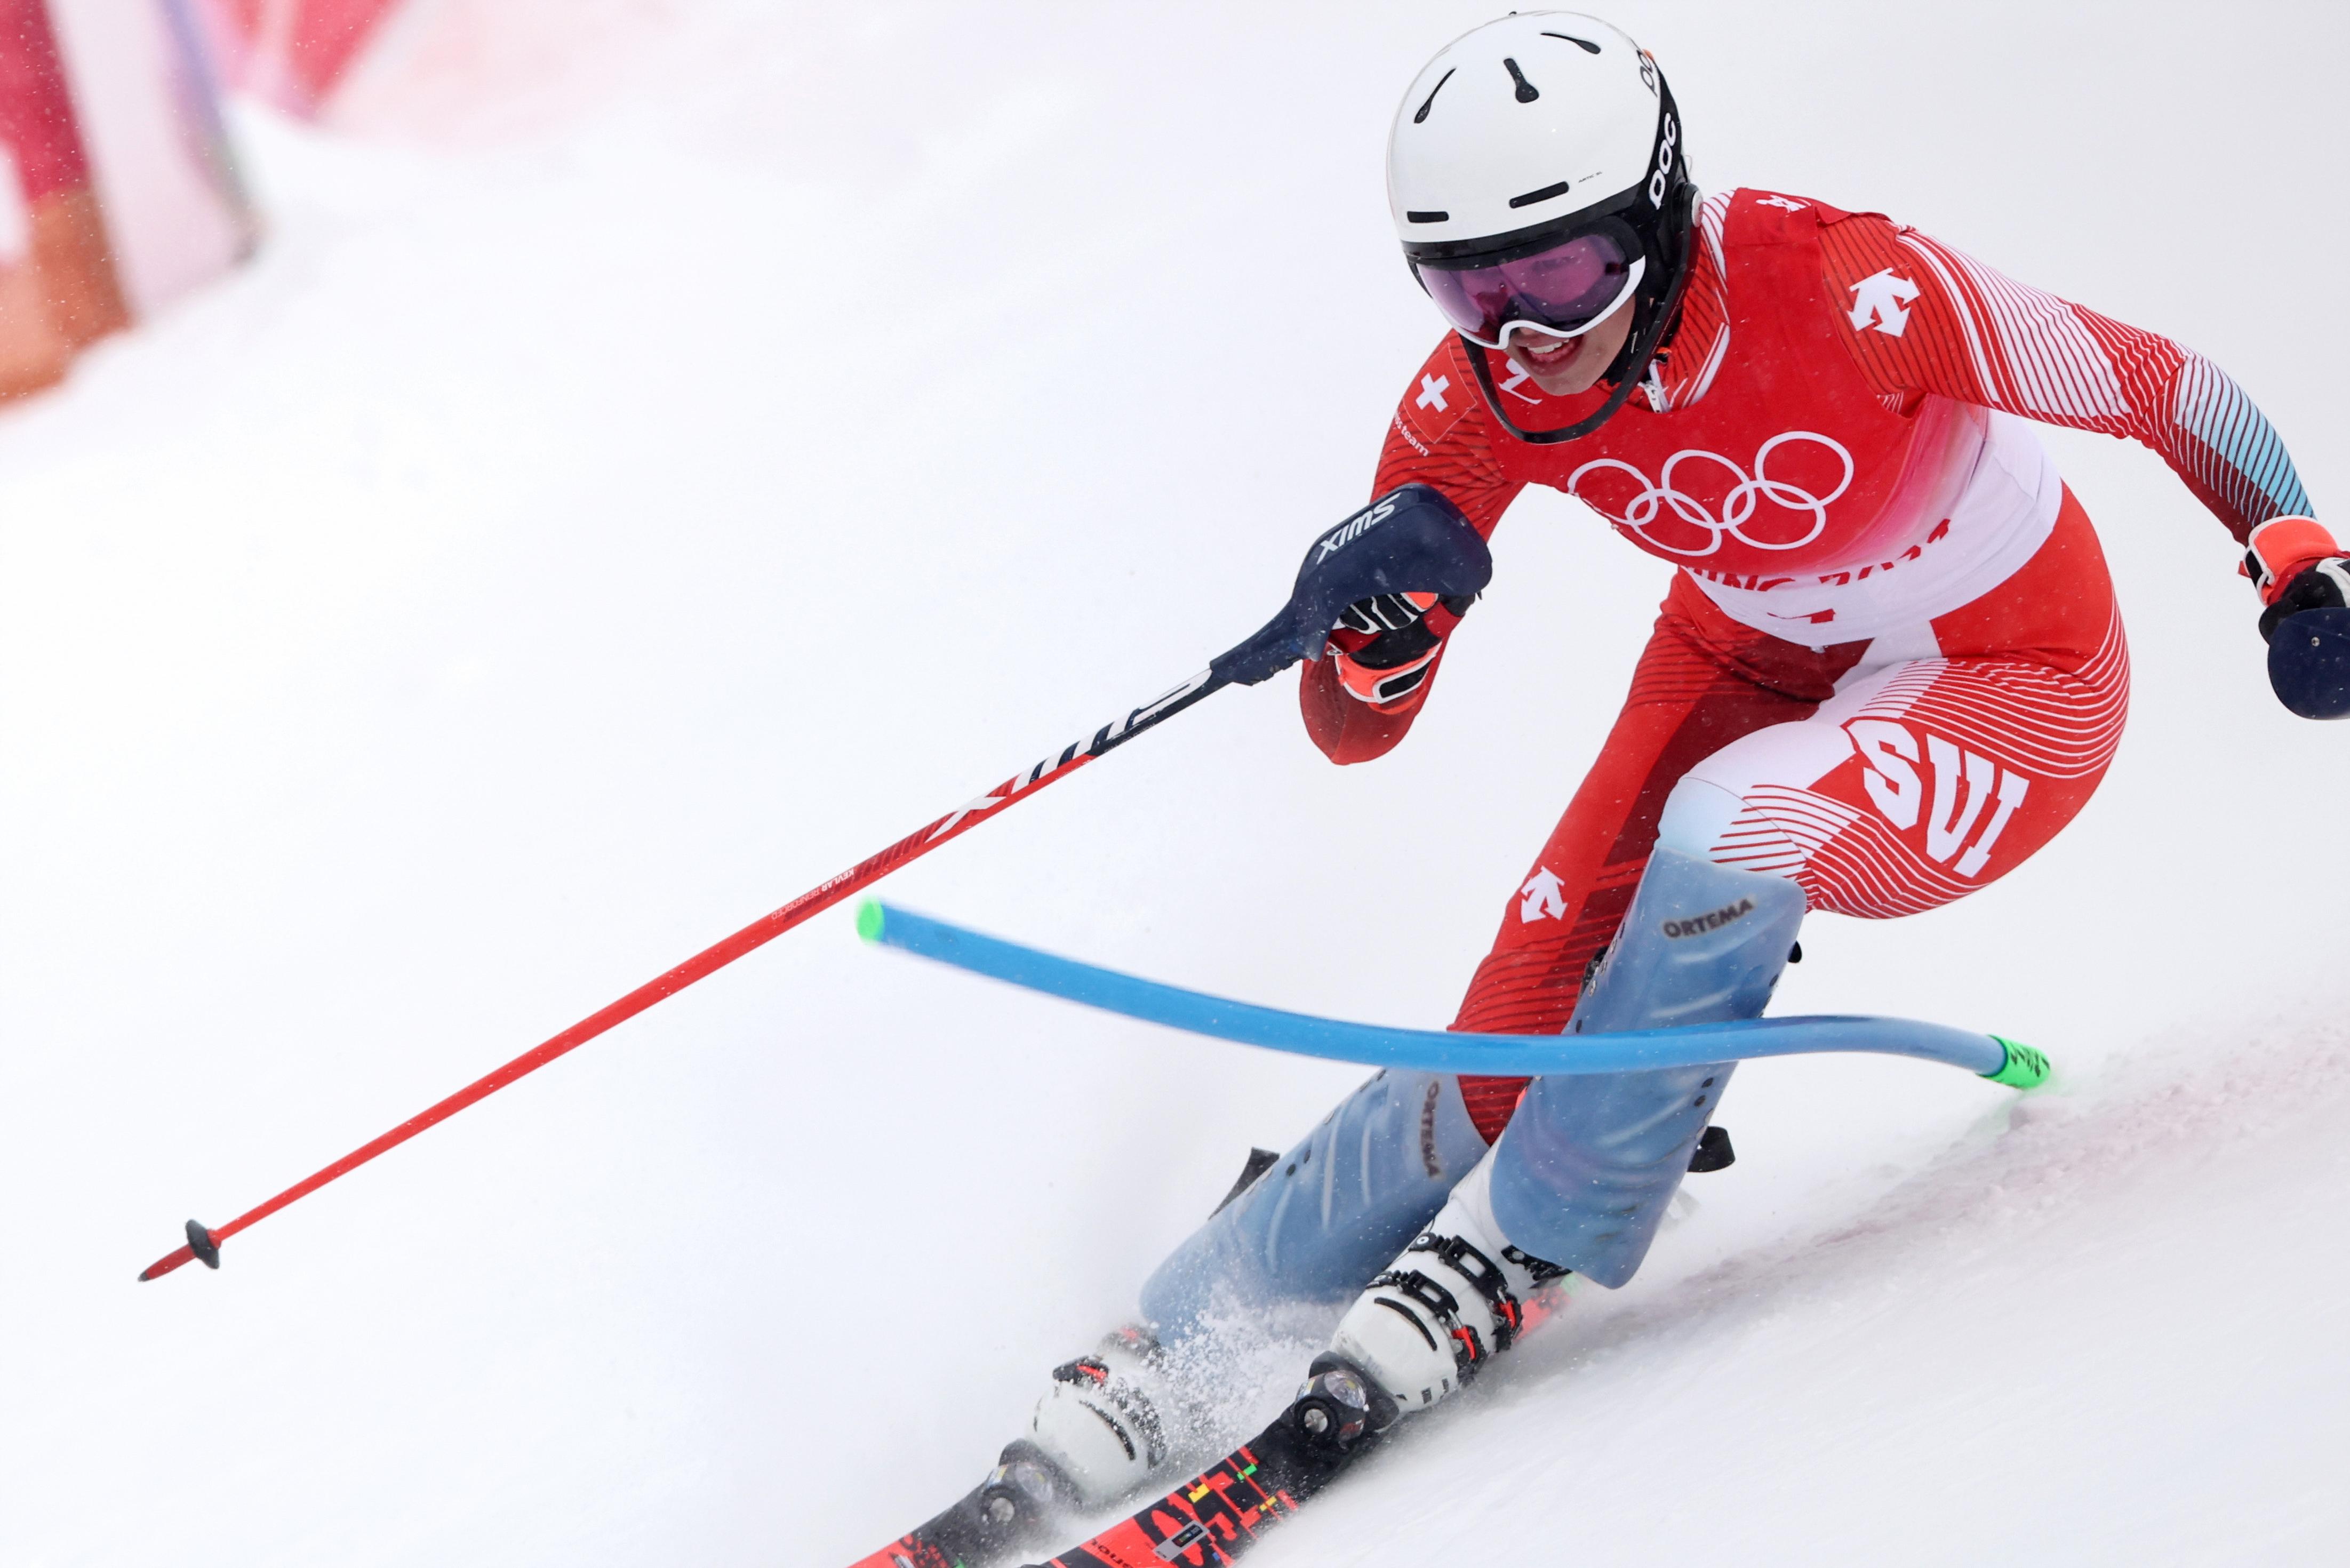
[3,4,2346,1564]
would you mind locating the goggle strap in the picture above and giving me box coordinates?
[1464,334,1646,445]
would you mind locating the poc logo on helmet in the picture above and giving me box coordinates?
[1648,111,1678,207]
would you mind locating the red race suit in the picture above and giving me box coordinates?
[1310,190,2322,1141]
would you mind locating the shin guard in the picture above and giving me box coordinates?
[1137,1069,1489,1343]
[1487,850,1804,1286]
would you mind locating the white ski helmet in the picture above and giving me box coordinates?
[1386,13,1697,440]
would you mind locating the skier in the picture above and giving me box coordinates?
[856,13,2347,1565]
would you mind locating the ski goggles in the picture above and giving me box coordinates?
[1412,220,1645,350]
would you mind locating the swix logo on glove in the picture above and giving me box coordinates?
[1850,719,2032,876]
[1314,498,1401,563]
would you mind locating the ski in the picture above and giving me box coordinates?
[1018,1435,1316,1568]
[1020,1357,1387,1568]
[846,1355,1383,1568]
[845,1442,1077,1568]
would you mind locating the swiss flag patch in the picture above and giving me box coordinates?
[1396,339,1474,448]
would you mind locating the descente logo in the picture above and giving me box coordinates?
[1661,897,1752,939]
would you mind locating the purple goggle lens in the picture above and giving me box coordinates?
[1419,229,1641,349]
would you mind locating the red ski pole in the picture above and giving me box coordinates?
[137,666,1225,1281]
[135,483,1491,1283]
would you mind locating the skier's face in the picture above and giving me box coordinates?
[1505,297,1635,397]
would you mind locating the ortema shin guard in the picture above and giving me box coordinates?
[1137,1070,1490,1344]
[1488,851,1803,1286]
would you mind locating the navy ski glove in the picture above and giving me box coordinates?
[2247,516,2350,719]
[1210,483,1490,687]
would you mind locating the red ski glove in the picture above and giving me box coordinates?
[1326,591,1476,707]
[2245,516,2350,641]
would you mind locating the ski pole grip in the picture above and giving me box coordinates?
[1210,484,1491,686]
[2267,606,2350,719]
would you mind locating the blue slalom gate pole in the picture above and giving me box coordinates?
[857,901,2050,1088]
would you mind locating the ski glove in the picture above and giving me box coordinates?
[2248,516,2350,638]
[1328,591,1477,706]
[2247,516,2350,721]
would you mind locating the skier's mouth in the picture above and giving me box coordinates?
[1510,329,1585,369]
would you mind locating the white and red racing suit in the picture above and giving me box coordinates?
[1309,190,2322,1141]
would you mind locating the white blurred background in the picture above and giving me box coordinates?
[1,3,2344,1564]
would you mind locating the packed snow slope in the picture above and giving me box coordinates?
[2,4,2346,1564]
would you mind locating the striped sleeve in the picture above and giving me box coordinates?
[1819,211,2312,545]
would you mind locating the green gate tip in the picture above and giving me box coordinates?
[854,899,885,944]
[1984,1034,2051,1090]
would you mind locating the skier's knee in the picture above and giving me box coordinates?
[1651,774,1755,865]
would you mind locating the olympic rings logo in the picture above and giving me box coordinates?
[1568,432,1855,557]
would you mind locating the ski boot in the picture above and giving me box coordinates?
[1022,1325,1174,1506]
[851,1327,1176,1568]
[1328,1154,1568,1415]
